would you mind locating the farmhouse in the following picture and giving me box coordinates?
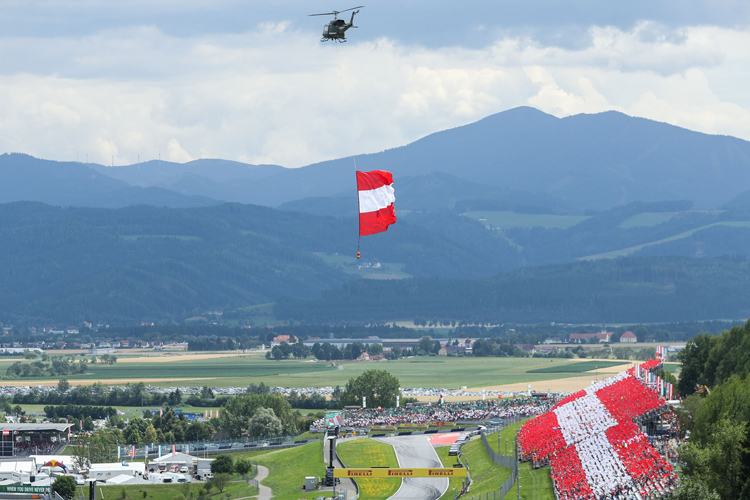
[620,331,637,343]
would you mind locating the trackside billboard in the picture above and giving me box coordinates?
[333,468,467,478]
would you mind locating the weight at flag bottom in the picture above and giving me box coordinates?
[357,170,396,236]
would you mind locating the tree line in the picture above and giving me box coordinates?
[673,320,750,499]
[276,256,750,324]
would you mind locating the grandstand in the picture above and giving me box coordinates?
[518,359,678,500]
[311,397,554,431]
[0,424,72,457]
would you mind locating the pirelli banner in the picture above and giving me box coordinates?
[333,468,467,478]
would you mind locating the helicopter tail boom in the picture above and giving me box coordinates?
[349,9,360,25]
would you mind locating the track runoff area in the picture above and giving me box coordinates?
[323,357,679,500]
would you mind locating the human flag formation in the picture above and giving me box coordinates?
[357,170,396,232]
[517,358,678,499]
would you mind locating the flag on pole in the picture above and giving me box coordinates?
[144,445,149,458]
[216,409,219,419]
[357,170,396,237]
[172,445,176,457]
[205,409,208,419]
[160,408,163,417]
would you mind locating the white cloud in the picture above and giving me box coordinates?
[0,22,749,168]
[167,139,194,163]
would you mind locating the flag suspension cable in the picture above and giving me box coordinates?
[355,157,361,259]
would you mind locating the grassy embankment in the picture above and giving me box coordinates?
[231,440,332,500]
[434,418,555,500]
[435,446,467,500]
[336,439,401,500]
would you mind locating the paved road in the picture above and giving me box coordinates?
[375,436,448,500]
[253,465,273,500]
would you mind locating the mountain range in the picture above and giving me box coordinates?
[5,106,750,212]
[5,106,750,324]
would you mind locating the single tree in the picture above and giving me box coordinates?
[83,417,95,431]
[210,454,234,474]
[212,473,231,493]
[143,424,158,444]
[57,379,70,393]
[367,343,383,356]
[52,475,76,500]
[248,408,282,437]
[200,386,215,399]
[234,458,252,479]
[341,369,401,408]
[71,434,90,469]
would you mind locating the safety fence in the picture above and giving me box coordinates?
[456,416,522,500]
[63,435,322,462]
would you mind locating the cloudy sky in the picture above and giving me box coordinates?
[2,0,750,167]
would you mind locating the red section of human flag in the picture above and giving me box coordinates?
[357,170,396,236]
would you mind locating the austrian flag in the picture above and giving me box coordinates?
[357,170,396,236]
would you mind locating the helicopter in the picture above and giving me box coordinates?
[309,6,364,42]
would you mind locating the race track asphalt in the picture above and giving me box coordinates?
[374,435,448,500]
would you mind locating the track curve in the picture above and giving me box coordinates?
[375,435,448,500]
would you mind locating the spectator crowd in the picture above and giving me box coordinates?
[311,397,554,429]
[518,361,678,500]
[14,439,58,455]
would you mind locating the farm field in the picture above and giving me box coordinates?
[463,211,590,230]
[526,360,625,374]
[0,356,645,391]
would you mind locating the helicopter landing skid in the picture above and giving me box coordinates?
[321,37,347,43]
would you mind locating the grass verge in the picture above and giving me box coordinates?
[461,437,513,496]
[337,439,401,500]
[507,462,555,500]
[435,446,467,500]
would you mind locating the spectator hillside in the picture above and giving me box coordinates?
[518,359,678,500]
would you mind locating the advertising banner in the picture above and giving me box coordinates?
[333,468,467,478]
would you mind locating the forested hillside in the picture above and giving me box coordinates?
[0,202,521,324]
[276,257,750,324]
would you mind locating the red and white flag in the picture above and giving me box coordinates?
[357,170,396,236]
[519,369,676,498]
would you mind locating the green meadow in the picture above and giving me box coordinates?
[463,211,590,230]
[526,360,625,374]
[0,356,628,389]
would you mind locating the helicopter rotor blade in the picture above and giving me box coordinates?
[309,11,337,16]
[337,5,364,13]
